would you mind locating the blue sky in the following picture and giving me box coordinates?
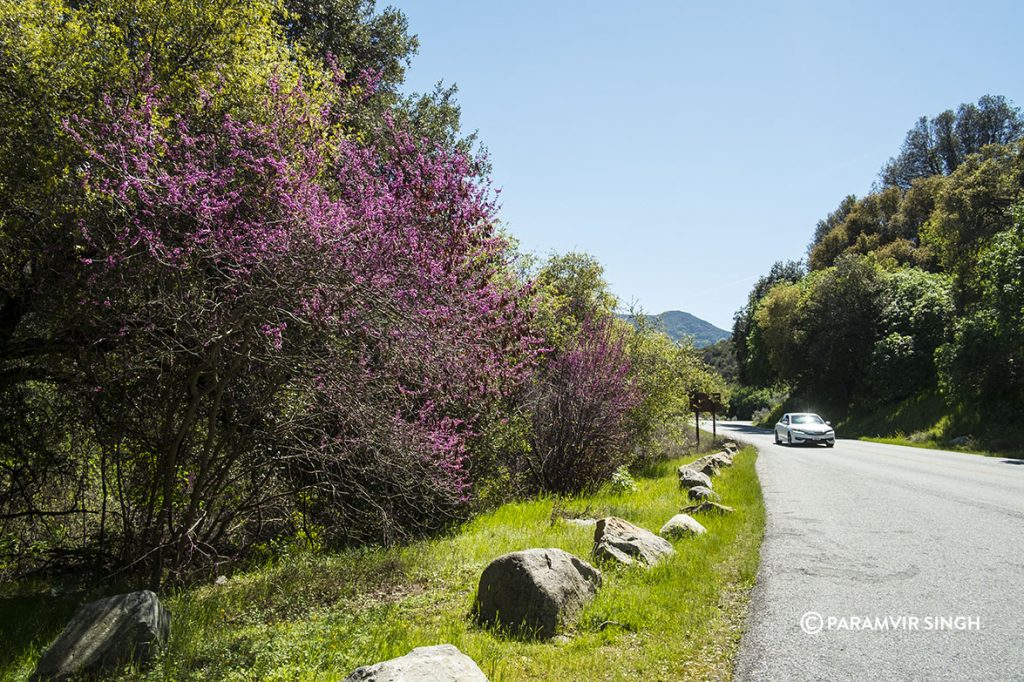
[387,0,1022,330]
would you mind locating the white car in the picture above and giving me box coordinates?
[774,413,835,447]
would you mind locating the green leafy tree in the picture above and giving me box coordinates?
[808,194,857,255]
[701,339,738,384]
[882,95,1023,189]
[532,252,618,348]
[937,203,1024,409]
[921,141,1024,299]
[399,82,481,158]
[732,260,804,386]
[867,268,952,402]
[279,0,478,157]
[752,281,803,380]
[282,0,416,86]
[808,188,902,270]
[882,116,944,188]
[792,255,883,405]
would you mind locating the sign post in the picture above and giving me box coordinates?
[689,391,725,445]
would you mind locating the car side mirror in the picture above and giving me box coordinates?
[826,421,832,426]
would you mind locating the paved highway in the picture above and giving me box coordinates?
[720,421,1024,681]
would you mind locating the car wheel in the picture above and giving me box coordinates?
[826,441,834,448]
[787,432,792,446]
[774,430,781,445]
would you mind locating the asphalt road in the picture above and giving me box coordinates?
[719,421,1024,681]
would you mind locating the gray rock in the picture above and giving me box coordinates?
[475,548,601,638]
[659,514,707,539]
[214,575,229,586]
[343,644,487,681]
[31,590,170,682]
[688,485,717,502]
[688,456,719,477]
[722,441,739,453]
[683,501,735,515]
[677,466,713,490]
[710,452,733,468]
[699,461,720,477]
[593,516,675,567]
[949,435,973,447]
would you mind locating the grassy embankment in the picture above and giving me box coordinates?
[755,391,1024,459]
[2,442,764,681]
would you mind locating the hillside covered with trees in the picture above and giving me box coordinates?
[620,310,730,348]
[730,95,1024,447]
[0,0,726,589]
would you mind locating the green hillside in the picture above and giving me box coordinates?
[621,310,731,347]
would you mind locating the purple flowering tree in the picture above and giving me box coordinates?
[59,76,540,584]
[524,316,640,494]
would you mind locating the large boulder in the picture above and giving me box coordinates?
[475,548,601,638]
[677,466,712,490]
[31,590,170,682]
[593,517,675,567]
[343,644,487,681]
[659,514,707,539]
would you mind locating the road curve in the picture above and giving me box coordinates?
[721,421,1024,681]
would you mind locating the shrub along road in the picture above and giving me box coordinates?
[721,422,1024,680]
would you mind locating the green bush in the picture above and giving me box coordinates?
[609,465,638,494]
[729,386,787,421]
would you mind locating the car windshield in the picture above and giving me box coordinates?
[792,414,824,424]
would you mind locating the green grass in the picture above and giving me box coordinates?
[2,445,765,681]
[839,392,1024,459]
[0,589,87,675]
[858,435,1024,458]
[837,391,949,439]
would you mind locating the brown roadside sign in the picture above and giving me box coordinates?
[689,391,724,412]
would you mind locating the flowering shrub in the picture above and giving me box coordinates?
[53,74,541,580]
[523,317,640,494]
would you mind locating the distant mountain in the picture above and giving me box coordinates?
[619,310,731,348]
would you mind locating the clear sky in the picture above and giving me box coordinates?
[386,0,1022,330]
